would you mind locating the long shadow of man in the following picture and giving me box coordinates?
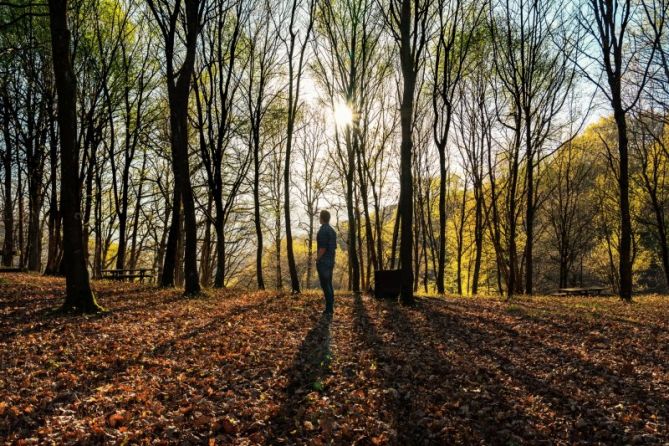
[267,313,332,440]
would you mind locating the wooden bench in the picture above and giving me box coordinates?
[558,287,605,296]
[0,267,26,273]
[101,269,154,283]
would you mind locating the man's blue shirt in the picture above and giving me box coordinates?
[316,223,337,268]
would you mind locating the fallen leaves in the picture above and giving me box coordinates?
[0,274,668,444]
[107,412,125,428]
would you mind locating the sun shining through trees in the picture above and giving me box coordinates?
[333,100,354,129]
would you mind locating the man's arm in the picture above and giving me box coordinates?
[316,247,326,261]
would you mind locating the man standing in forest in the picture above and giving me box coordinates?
[316,210,337,316]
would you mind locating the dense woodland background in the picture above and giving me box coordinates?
[1,0,668,303]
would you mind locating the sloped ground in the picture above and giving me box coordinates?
[0,273,667,445]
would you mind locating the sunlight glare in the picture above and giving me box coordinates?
[333,100,353,128]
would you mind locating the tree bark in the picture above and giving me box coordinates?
[44,91,62,275]
[1,92,13,267]
[150,0,201,295]
[48,0,102,312]
[398,0,415,305]
[161,186,180,287]
[614,107,633,301]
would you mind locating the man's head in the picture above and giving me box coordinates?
[319,210,331,225]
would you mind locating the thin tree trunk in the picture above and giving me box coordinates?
[161,187,180,287]
[44,91,62,275]
[614,107,633,301]
[345,127,360,292]
[524,115,534,295]
[472,186,483,294]
[200,194,213,286]
[390,203,400,269]
[252,127,265,290]
[1,94,13,267]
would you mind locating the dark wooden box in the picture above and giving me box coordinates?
[374,269,401,299]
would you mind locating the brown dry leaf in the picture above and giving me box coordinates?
[107,412,125,428]
[222,417,238,434]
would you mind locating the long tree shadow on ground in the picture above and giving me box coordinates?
[351,294,437,444]
[347,294,669,444]
[1,292,282,440]
[379,296,667,444]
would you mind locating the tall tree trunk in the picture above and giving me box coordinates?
[200,194,213,286]
[284,118,300,293]
[1,94,13,267]
[472,187,483,294]
[275,207,282,289]
[283,0,315,295]
[170,94,200,295]
[345,127,360,293]
[161,187,180,287]
[390,203,400,269]
[356,201,364,291]
[644,172,669,289]
[150,0,201,295]
[82,132,96,269]
[115,183,129,270]
[356,149,378,273]
[214,210,225,288]
[456,183,467,295]
[306,211,314,288]
[614,107,633,301]
[524,116,534,295]
[175,211,185,286]
[436,143,447,294]
[398,0,416,305]
[252,127,265,290]
[128,153,147,270]
[17,151,24,268]
[506,128,521,299]
[93,163,103,278]
[27,162,44,272]
[44,92,62,275]
[48,0,102,312]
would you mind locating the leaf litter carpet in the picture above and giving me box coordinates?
[1,274,667,445]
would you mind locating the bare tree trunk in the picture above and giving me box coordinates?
[398,0,417,304]
[345,127,360,293]
[524,119,534,295]
[48,0,101,312]
[283,0,316,294]
[93,163,103,278]
[149,0,202,295]
[161,188,180,287]
[128,153,147,270]
[615,108,633,301]
[1,92,13,267]
[306,213,314,289]
[390,204,400,269]
[275,209,282,289]
[17,150,24,268]
[472,185,483,294]
[252,132,265,289]
[44,94,62,275]
[200,194,213,286]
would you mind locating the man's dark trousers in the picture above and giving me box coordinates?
[317,262,334,314]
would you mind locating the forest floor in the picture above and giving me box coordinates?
[1,274,668,445]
